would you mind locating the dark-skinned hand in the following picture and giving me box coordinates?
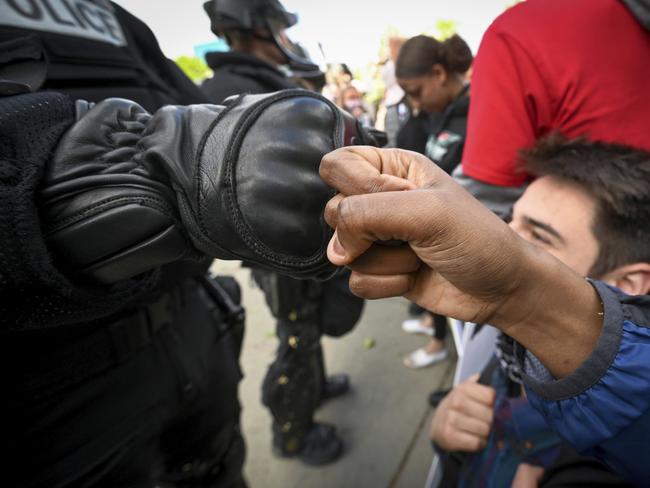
[319,146,602,378]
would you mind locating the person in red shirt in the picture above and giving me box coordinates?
[456,0,650,216]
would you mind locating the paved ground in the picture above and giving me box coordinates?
[212,261,456,488]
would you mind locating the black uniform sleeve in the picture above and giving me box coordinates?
[2,89,375,329]
[0,92,158,329]
[43,88,358,283]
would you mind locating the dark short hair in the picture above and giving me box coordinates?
[395,34,472,78]
[520,134,650,278]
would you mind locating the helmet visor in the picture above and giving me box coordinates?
[267,18,315,69]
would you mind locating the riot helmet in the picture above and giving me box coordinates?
[203,0,318,72]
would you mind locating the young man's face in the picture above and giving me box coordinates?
[509,176,599,277]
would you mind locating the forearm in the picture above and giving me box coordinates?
[41,89,367,286]
[41,99,211,284]
[0,92,155,329]
[494,241,603,378]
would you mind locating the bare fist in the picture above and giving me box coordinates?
[430,374,496,452]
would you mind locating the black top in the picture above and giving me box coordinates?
[0,3,208,331]
[202,51,297,103]
[0,2,207,111]
[396,111,436,154]
[396,86,469,175]
[0,92,157,330]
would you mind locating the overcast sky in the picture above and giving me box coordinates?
[115,0,510,68]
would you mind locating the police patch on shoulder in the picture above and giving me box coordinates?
[1,0,127,46]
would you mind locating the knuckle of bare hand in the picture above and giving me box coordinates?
[337,197,363,233]
[486,387,497,404]
[449,394,463,411]
[324,199,338,224]
[348,272,370,298]
[367,174,386,194]
[446,409,457,425]
[458,381,477,396]
[466,438,480,452]
[319,156,331,178]
[319,150,341,180]
[442,425,456,444]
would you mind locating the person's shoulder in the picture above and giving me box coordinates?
[489,0,624,38]
[201,69,268,103]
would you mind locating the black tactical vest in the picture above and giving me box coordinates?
[0,0,206,111]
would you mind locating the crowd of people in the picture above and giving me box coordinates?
[1,0,650,486]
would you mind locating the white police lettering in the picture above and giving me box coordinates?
[0,0,126,46]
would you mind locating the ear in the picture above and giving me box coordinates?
[430,64,447,84]
[601,262,650,295]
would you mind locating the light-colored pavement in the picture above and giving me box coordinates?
[212,261,456,488]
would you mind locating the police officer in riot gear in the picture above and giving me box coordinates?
[0,2,375,486]
[202,0,365,466]
[201,0,319,99]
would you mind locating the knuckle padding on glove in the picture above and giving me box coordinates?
[182,90,346,279]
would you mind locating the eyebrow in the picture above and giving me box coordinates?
[524,216,567,245]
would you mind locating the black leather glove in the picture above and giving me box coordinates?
[41,90,372,283]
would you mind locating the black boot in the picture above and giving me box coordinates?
[273,421,343,465]
[322,374,350,401]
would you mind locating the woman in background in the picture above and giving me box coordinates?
[395,34,472,369]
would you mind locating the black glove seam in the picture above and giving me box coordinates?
[44,194,178,234]
[193,95,244,218]
[42,174,177,205]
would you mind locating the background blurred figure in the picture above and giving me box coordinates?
[338,84,374,127]
[202,0,303,99]
[394,34,472,370]
[201,0,364,466]
[322,62,354,103]
[396,34,471,171]
[380,36,407,147]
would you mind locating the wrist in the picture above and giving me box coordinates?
[493,240,603,378]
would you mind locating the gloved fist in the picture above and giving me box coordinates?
[42,90,369,283]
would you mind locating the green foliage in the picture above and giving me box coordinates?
[422,19,458,40]
[377,25,402,61]
[175,55,213,84]
[433,19,458,40]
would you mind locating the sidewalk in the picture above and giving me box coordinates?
[212,261,455,488]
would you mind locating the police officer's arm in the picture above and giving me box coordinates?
[41,90,375,284]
